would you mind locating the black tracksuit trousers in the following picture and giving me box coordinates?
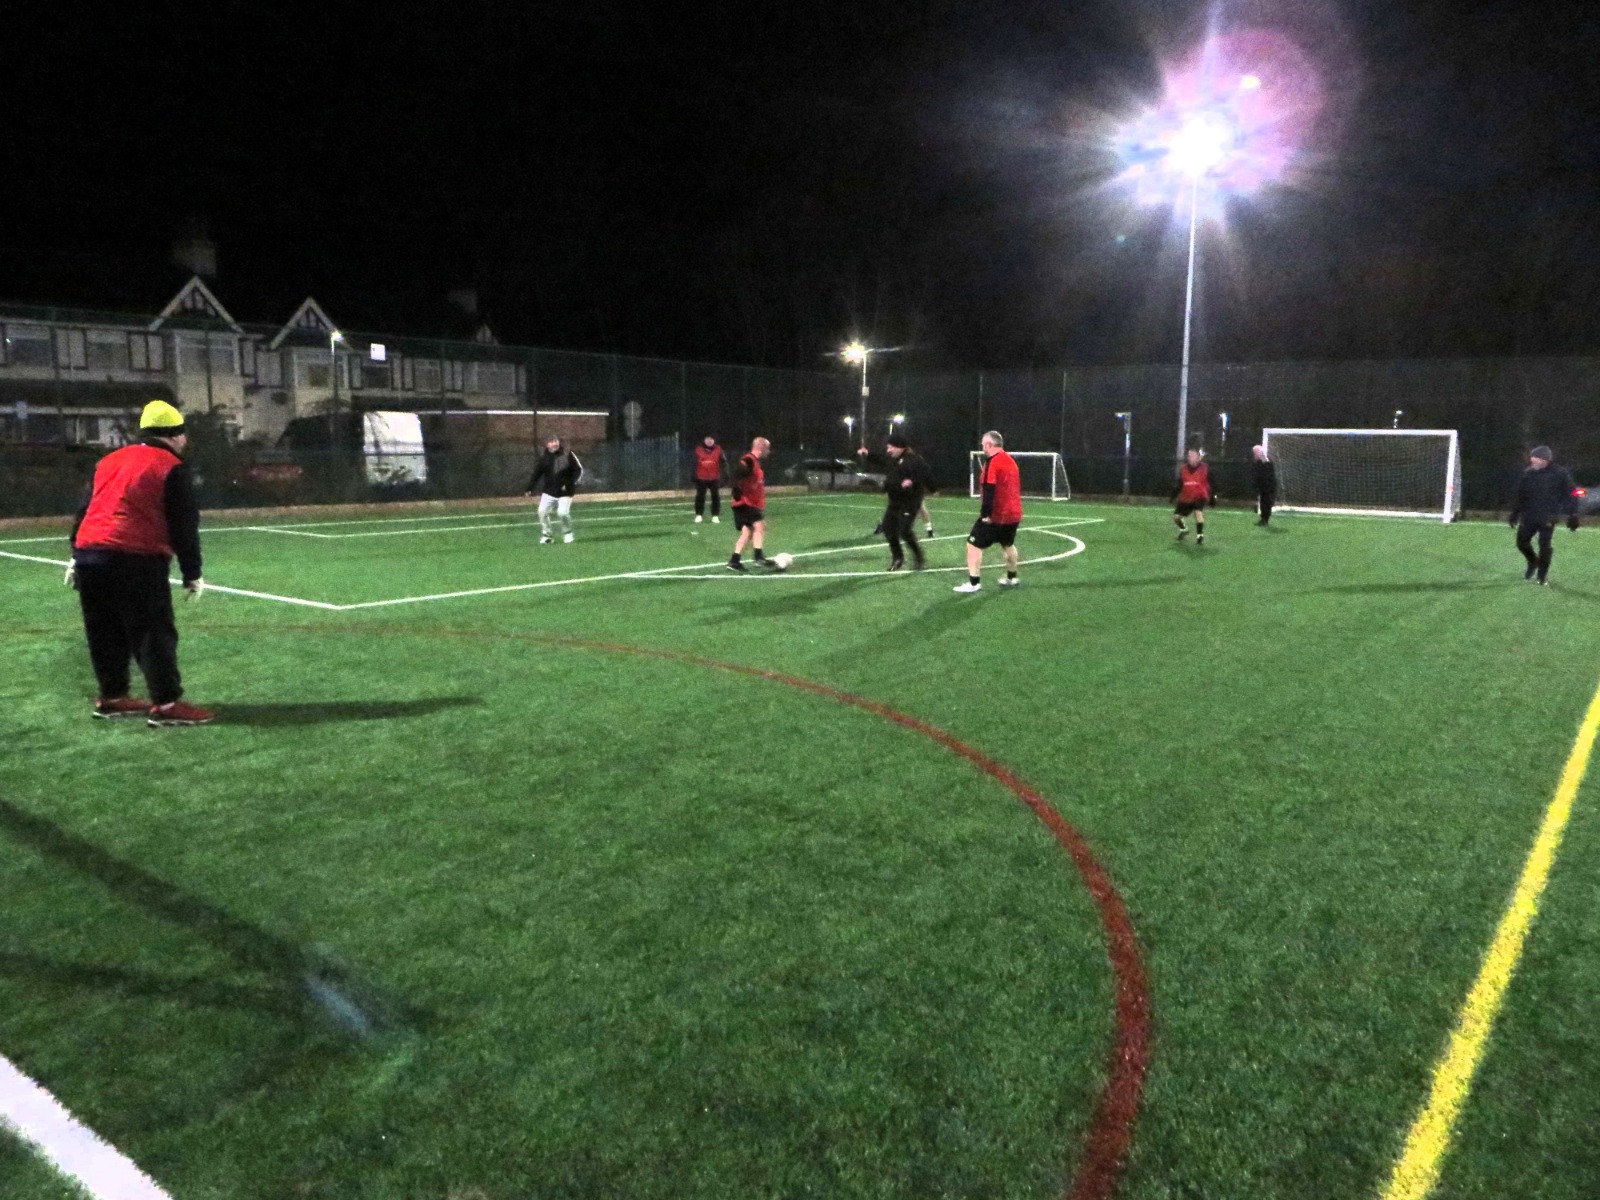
[1516,519,1555,581]
[883,507,924,566]
[694,480,721,516]
[76,555,184,704]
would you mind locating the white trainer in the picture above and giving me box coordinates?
[711,515,720,523]
[563,532,575,543]
[952,582,982,594]
[997,576,1020,588]
[539,535,553,544]
[694,514,703,523]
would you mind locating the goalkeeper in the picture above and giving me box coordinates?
[1508,445,1579,586]
[1170,448,1215,545]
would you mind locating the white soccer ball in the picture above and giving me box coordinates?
[773,553,794,571]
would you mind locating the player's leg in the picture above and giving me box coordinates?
[900,509,924,569]
[751,517,766,562]
[558,497,574,541]
[883,505,904,568]
[76,563,135,704]
[728,512,751,570]
[919,501,933,536]
[1536,522,1555,584]
[999,537,1020,586]
[695,480,707,520]
[1174,505,1188,540]
[710,484,721,521]
[955,523,986,592]
[538,494,555,541]
[1516,520,1540,579]
[1194,508,1206,546]
[1258,492,1273,526]
[124,558,183,706]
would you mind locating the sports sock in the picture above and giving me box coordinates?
[968,574,980,586]
[730,552,741,565]
[753,549,766,561]
[1006,571,1017,580]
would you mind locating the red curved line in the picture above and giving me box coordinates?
[211,622,1151,1198]
[560,637,1151,1200]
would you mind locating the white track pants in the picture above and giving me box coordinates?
[538,494,573,536]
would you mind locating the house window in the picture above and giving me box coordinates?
[413,359,441,392]
[240,338,257,379]
[358,361,392,390]
[257,349,283,387]
[177,334,237,376]
[473,362,516,394]
[443,360,464,391]
[55,329,88,370]
[296,351,332,389]
[128,333,166,372]
[6,325,53,367]
[87,332,129,371]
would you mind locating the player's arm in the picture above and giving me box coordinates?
[164,462,203,584]
[1508,474,1527,526]
[69,482,92,547]
[569,453,584,489]
[526,462,546,495]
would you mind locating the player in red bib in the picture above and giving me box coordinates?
[1170,448,1215,545]
[692,436,726,524]
[726,437,776,572]
[954,430,1022,593]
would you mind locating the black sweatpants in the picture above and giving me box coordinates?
[695,479,721,516]
[76,555,184,704]
[883,507,924,566]
[1257,491,1275,524]
[1516,519,1555,581]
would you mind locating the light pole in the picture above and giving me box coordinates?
[328,328,345,438]
[842,415,855,454]
[841,342,870,450]
[1392,409,1404,429]
[1115,411,1133,497]
[1218,410,1229,458]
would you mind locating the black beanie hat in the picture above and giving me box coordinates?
[1531,445,1553,461]
[886,433,909,449]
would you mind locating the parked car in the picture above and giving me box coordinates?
[784,457,886,492]
[1574,479,1600,517]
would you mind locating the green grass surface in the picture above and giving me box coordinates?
[3,495,1598,1199]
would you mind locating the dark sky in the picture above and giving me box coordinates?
[6,0,1600,367]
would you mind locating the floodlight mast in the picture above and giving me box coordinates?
[1115,411,1133,496]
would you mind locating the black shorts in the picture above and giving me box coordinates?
[1174,501,1206,517]
[967,520,1019,549]
[733,505,764,530]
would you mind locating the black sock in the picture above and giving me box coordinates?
[1007,571,1017,580]
[754,549,766,561]
[730,552,741,564]
[969,574,981,586]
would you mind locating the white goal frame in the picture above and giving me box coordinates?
[1261,428,1461,523]
[968,451,1071,502]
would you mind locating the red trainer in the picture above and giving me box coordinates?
[93,696,150,720]
[147,700,216,728]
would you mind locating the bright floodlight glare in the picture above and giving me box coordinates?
[1239,74,1262,90]
[843,415,855,427]
[891,413,905,423]
[842,342,867,363]
[1169,111,1234,178]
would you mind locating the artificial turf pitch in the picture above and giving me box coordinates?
[2,494,1598,1199]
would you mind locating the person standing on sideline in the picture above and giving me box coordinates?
[1251,444,1277,526]
[1508,445,1579,585]
[68,400,213,727]
[1170,448,1214,545]
[954,431,1022,593]
[881,433,933,570]
[524,436,583,543]
[727,436,776,572]
[692,435,726,524]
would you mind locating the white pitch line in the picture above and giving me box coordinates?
[236,511,675,539]
[0,550,340,610]
[0,1053,172,1199]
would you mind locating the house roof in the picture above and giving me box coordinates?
[149,276,243,334]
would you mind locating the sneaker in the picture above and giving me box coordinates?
[563,532,575,543]
[997,576,1020,588]
[1525,565,1537,580]
[887,559,905,572]
[925,526,934,537]
[539,535,553,544]
[759,557,780,570]
[911,558,926,571]
[1196,533,1205,546]
[1176,528,1188,542]
[147,700,215,728]
[1539,578,1550,587]
[726,558,747,572]
[711,515,720,524]
[694,514,703,524]
[952,581,982,594]
[93,696,149,720]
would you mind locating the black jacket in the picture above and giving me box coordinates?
[527,448,583,497]
[884,449,934,512]
[1509,464,1577,525]
[1252,458,1277,496]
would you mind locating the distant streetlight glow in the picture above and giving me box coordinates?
[837,341,900,449]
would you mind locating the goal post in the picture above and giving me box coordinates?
[1261,428,1461,522]
[968,451,1071,502]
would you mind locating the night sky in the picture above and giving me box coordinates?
[6,0,1599,368]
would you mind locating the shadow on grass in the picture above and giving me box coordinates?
[1313,580,1515,595]
[0,799,423,1038]
[219,697,481,725]
[717,574,878,618]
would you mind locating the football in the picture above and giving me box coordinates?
[772,553,794,571]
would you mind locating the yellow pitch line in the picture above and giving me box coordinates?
[1378,676,1600,1200]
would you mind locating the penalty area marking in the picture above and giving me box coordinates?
[1377,673,1600,1200]
[0,1053,172,1198]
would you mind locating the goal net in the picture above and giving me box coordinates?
[1261,429,1461,522]
[968,451,1071,501]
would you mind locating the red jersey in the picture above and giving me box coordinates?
[694,443,725,482]
[732,453,766,509]
[1176,462,1211,504]
[75,443,184,558]
[980,450,1023,525]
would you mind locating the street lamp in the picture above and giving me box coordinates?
[839,341,901,451]
[328,329,345,439]
[888,413,905,438]
[842,414,855,452]
[1219,410,1230,458]
[1113,38,1298,465]
[1392,409,1404,429]
[1115,412,1133,497]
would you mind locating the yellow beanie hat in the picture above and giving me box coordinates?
[139,400,186,432]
